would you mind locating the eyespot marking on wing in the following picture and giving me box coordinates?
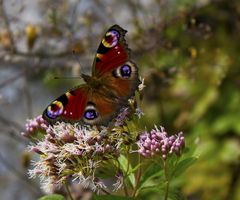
[102,30,120,48]
[83,102,100,124]
[46,100,64,119]
[113,61,137,80]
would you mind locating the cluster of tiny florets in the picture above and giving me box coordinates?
[25,119,127,192]
[21,115,49,137]
[137,126,185,159]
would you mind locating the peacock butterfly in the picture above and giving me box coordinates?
[42,25,140,126]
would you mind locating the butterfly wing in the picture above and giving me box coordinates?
[43,85,119,125]
[43,25,140,126]
[43,86,89,124]
[92,24,140,100]
[92,24,129,76]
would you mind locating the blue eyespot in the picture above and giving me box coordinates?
[111,30,119,38]
[47,101,63,119]
[120,65,131,78]
[84,109,98,120]
[103,30,119,48]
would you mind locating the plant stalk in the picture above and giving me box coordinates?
[132,154,141,197]
[64,182,75,200]
[164,161,170,200]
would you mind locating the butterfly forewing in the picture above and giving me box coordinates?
[92,25,130,76]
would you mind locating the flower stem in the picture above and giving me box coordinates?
[164,161,170,200]
[100,187,111,195]
[164,180,170,200]
[64,182,75,200]
[132,154,141,197]
[116,158,129,196]
[123,181,129,196]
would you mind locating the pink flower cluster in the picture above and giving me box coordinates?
[23,118,126,192]
[21,115,50,137]
[137,126,185,160]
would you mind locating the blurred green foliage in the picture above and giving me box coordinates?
[139,1,240,199]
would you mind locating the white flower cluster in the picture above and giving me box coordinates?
[28,122,124,193]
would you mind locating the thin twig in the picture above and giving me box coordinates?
[0,51,92,70]
[68,0,82,37]
[23,72,33,118]
[93,0,115,24]
[131,154,141,197]
[64,182,75,200]
[0,69,26,89]
[123,181,129,197]
[116,158,129,196]
[100,187,111,195]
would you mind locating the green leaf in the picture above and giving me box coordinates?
[118,155,136,187]
[140,163,163,186]
[168,187,187,200]
[137,181,168,198]
[172,157,197,177]
[93,195,134,200]
[38,194,66,200]
[138,163,164,192]
[128,162,142,174]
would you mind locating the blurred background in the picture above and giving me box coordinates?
[0,0,239,199]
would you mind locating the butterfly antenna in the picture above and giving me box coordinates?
[54,49,85,80]
[53,76,83,80]
[72,49,84,77]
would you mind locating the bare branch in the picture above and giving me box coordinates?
[0,69,26,89]
[0,51,92,70]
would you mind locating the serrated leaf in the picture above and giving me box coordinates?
[38,194,66,200]
[93,195,134,200]
[118,155,136,187]
[172,157,197,177]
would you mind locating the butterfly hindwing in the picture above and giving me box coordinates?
[43,85,119,125]
[101,61,140,100]
[83,92,119,125]
[43,86,89,124]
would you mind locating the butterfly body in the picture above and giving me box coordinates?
[43,25,140,126]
